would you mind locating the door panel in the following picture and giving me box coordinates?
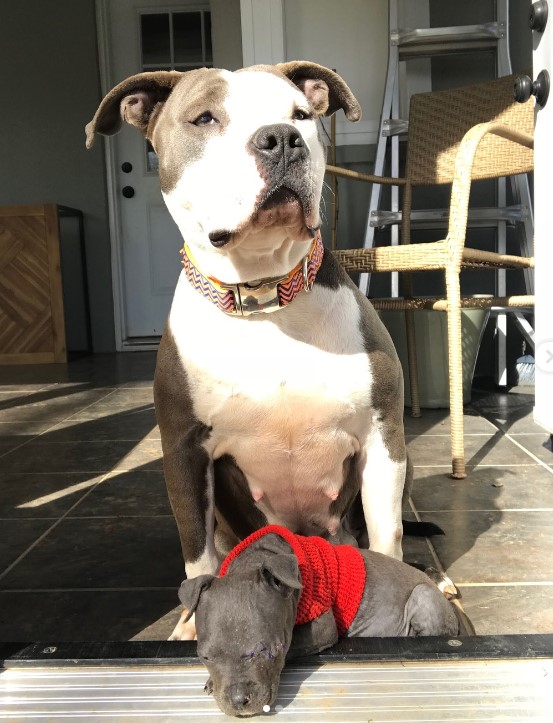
[104,0,212,338]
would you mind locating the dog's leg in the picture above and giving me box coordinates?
[360,423,406,561]
[155,328,220,640]
[287,611,339,659]
[164,450,219,641]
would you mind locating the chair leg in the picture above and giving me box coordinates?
[399,188,421,418]
[446,270,466,479]
[404,309,421,417]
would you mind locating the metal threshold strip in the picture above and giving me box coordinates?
[1,635,552,721]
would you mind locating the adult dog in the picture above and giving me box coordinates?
[86,61,409,640]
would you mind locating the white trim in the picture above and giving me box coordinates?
[95,0,127,351]
[320,119,380,147]
[240,0,285,65]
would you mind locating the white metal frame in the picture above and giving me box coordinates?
[95,0,127,351]
[240,0,285,66]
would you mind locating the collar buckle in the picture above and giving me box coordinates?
[219,275,288,316]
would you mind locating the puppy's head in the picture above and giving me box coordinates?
[86,62,360,266]
[178,542,301,717]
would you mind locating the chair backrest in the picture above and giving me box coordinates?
[406,74,534,186]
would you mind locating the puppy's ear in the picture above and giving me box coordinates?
[261,554,302,597]
[275,61,362,121]
[85,70,183,148]
[178,574,215,621]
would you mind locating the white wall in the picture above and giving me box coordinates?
[284,0,388,145]
[1,0,115,352]
[211,0,243,70]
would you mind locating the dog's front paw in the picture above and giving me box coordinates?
[424,567,459,600]
[204,677,214,695]
[168,609,197,640]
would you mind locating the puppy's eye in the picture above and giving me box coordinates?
[193,112,217,126]
[292,108,312,121]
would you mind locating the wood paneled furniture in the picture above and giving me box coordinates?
[0,204,69,364]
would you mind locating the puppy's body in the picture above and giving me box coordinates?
[180,529,460,717]
[87,62,408,639]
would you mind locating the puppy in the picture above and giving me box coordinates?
[179,525,463,717]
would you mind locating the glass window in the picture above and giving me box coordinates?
[139,8,212,172]
[174,12,203,65]
[140,13,171,66]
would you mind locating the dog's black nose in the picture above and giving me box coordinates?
[251,124,306,168]
[229,682,253,708]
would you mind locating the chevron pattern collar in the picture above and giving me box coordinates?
[180,231,324,316]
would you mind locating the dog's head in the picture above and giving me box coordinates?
[86,62,360,277]
[177,536,302,717]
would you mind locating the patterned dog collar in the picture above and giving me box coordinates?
[180,231,324,316]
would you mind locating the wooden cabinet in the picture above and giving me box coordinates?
[0,204,67,364]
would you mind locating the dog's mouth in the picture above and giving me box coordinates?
[251,183,315,234]
[258,185,303,212]
[207,186,315,248]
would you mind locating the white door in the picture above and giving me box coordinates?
[99,0,213,343]
[532,3,553,433]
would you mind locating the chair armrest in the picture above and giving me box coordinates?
[325,164,406,186]
[446,121,534,262]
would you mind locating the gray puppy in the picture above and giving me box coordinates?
[179,525,461,717]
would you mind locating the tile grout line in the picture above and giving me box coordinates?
[457,581,553,587]
[412,508,553,513]
[502,432,553,476]
[0,587,178,593]
[407,498,449,576]
[405,433,499,438]
[0,515,174,520]
[0,469,163,476]
[412,463,548,468]
[471,411,553,475]
[0,386,121,462]
[0,470,113,584]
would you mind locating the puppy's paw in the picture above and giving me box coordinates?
[168,609,197,640]
[204,677,214,695]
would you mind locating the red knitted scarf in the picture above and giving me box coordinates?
[219,525,366,637]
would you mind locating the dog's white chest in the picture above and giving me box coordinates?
[169,274,374,531]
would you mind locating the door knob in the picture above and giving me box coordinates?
[121,162,133,173]
[529,0,548,32]
[122,186,135,198]
[514,70,550,107]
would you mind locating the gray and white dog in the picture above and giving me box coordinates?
[179,527,462,717]
[87,62,410,641]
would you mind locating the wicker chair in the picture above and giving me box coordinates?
[327,74,534,479]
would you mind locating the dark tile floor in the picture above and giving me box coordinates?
[0,353,552,641]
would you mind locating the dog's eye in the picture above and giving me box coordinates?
[292,108,312,121]
[193,112,217,126]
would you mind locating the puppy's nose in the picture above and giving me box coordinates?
[251,124,306,166]
[229,682,253,708]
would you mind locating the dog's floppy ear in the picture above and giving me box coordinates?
[85,71,183,148]
[275,61,361,121]
[178,574,215,621]
[261,554,302,597]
